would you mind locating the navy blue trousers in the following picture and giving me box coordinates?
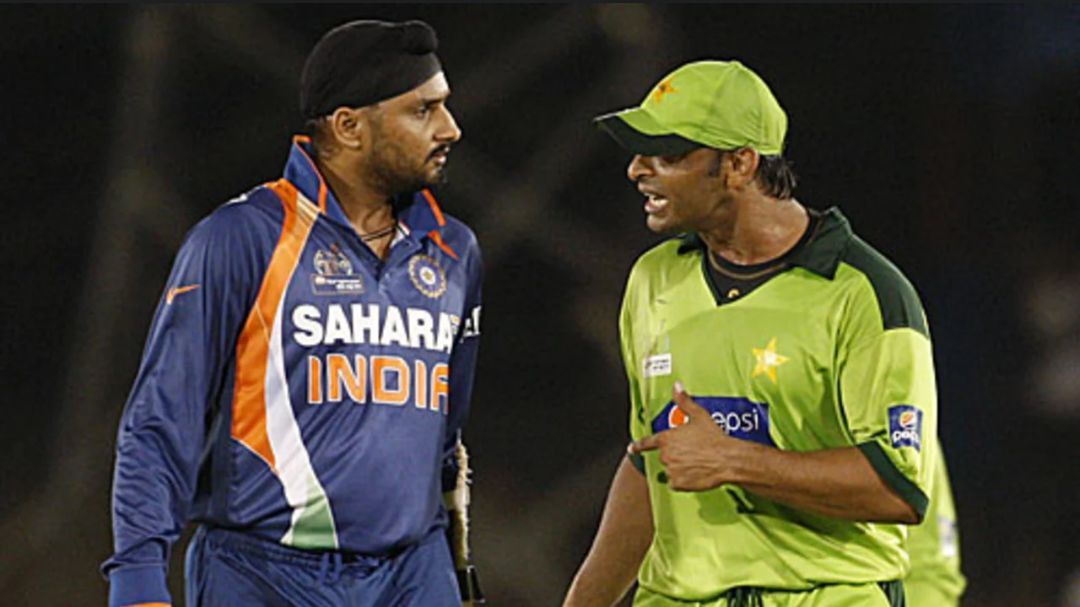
[184,526,460,607]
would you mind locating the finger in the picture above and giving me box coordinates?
[673,382,709,419]
[628,434,661,454]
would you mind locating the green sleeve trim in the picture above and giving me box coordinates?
[627,452,645,474]
[841,236,929,338]
[857,441,929,522]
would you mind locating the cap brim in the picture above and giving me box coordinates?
[593,107,701,156]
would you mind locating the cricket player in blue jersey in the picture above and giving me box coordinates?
[102,19,484,607]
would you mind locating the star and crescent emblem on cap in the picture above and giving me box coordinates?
[751,337,789,383]
[652,78,677,103]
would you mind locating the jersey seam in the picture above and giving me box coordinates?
[843,325,932,362]
[837,251,928,338]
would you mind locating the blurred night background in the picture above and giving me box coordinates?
[1,4,1078,606]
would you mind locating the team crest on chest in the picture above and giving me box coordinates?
[312,244,364,295]
[751,337,789,384]
[408,254,447,299]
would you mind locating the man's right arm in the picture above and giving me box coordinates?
[563,455,653,607]
[103,208,257,607]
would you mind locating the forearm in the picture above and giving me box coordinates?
[106,440,187,607]
[106,396,204,604]
[563,457,654,607]
[727,442,918,523]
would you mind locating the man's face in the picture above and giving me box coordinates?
[626,148,729,234]
[363,71,462,195]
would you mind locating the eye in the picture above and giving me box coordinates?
[416,104,434,118]
[659,152,688,164]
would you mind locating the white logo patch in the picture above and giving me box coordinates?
[643,353,672,378]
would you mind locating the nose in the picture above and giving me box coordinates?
[436,105,462,144]
[627,154,652,183]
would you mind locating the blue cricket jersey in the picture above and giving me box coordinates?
[103,137,483,607]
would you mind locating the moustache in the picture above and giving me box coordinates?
[428,145,452,161]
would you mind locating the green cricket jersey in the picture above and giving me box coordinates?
[619,208,938,600]
[905,441,966,606]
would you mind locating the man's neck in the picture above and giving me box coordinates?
[698,195,808,266]
[315,155,397,236]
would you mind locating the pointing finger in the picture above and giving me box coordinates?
[673,382,708,419]
[628,434,661,454]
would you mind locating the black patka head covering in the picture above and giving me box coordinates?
[300,19,442,119]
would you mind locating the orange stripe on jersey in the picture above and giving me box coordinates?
[122,603,170,607]
[428,230,459,260]
[420,189,446,226]
[230,179,318,471]
[292,135,328,213]
[420,190,457,257]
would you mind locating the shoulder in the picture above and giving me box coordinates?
[627,236,695,288]
[176,185,284,277]
[835,233,928,337]
[187,184,286,244]
[437,212,481,260]
[635,236,685,265]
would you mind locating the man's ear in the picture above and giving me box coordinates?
[327,107,367,151]
[725,148,760,189]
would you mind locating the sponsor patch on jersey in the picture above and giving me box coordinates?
[462,304,482,338]
[311,244,364,295]
[887,405,923,451]
[643,353,672,378]
[409,254,447,299]
[650,396,776,447]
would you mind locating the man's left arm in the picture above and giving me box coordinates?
[630,383,920,523]
[442,238,484,603]
[632,302,937,526]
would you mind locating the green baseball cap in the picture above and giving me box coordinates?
[594,60,788,156]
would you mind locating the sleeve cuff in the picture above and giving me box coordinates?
[627,452,645,474]
[108,564,171,607]
[857,441,929,522]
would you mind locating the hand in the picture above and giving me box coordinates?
[628,382,745,491]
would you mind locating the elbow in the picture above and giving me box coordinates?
[894,505,922,525]
[877,493,922,525]
[864,506,920,525]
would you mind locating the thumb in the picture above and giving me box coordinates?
[673,381,708,420]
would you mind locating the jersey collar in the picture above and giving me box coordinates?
[676,207,852,279]
[282,135,450,243]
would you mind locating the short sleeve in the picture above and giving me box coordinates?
[839,280,937,521]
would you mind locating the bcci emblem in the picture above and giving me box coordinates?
[408,255,447,299]
[314,245,353,276]
[312,244,364,295]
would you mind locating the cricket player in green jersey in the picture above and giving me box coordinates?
[905,442,966,606]
[563,60,939,607]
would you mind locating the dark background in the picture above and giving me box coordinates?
[2,5,1078,606]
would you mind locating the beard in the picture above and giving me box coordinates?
[366,135,450,197]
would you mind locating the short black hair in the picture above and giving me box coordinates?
[712,149,797,199]
[755,153,797,199]
[305,117,331,156]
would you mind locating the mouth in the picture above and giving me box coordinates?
[429,145,452,166]
[640,188,670,214]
